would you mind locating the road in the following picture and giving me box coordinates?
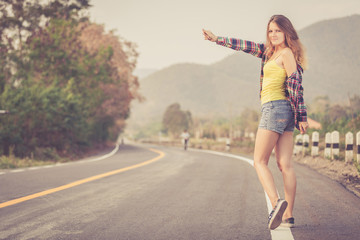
[1,144,360,240]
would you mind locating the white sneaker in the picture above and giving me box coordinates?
[268,199,288,230]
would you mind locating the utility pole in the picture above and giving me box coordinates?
[228,102,233,140]
[348,93,356,131]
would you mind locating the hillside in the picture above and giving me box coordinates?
[129,15,360,126]
[299,14,360,101]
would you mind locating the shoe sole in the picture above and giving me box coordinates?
[268,200,288,230]
[280,222,294,228]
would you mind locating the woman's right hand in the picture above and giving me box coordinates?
[202,29,218,42]
[299,121,309,134]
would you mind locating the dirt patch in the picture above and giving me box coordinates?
[293,155,360,198]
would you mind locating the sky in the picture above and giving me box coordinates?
[89,0,360,70]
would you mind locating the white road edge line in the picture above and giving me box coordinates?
[28,167,41,171]
[191,148,295,240]
[10,169,25,173]
[2,144,120,175]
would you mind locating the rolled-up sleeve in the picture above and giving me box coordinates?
[216,37,265,58]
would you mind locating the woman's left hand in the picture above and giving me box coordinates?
[299,121,309,134]
[202,29,217,42]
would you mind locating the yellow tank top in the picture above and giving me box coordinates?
[261,60,287,104]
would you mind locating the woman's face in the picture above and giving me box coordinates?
[268,22,285,47]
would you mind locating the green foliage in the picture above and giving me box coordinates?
[0,82,87,157]
[234,108,260,134]
[33,147,61,161]
[308,94,360,135]
[0,155,57,169]
[0,0,90,60]
[354,160,360,174]
[134,122,163,140]
[0,3,139,160]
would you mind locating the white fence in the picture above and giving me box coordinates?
[294,131,360,164]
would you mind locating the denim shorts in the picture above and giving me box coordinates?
[259,100,295,134]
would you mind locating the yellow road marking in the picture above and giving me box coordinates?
[0,148,165,209]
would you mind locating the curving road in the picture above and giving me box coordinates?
[0,144,360,240]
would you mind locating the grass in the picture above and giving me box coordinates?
[0,155,63,169]
[354,160,360,174]
[0,143,116,170]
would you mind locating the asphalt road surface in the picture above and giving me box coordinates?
[1,144,360,240]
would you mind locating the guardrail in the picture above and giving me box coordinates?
[294,131,360,164]
[0,110,9,114]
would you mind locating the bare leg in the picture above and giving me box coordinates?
[254,128,280,208]
[275,131,296,219]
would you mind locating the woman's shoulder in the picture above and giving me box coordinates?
[281,47,296,63]
[281,47,294,57]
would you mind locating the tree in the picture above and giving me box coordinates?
[162,103,192,137]
[0,5,140,158]
[328,104,347,122]
[77,21,141,141]
[348,94,360,130]
[0,0,90,67]
[0,82,86,156]
[0,0,90,47]
[235,108,259,135]
[0,0,90,92]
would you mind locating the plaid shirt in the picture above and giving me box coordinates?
[216,37,307,130]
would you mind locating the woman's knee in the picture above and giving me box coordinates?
[254,158,269,169]
[277,160,293,173]
[276,161,283,172]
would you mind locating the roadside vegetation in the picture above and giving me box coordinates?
[0,0,140,167]
[0,155,58,169]
[133,95,360,157]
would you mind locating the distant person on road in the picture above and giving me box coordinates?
[181,129,190,150]
[203,15,308,230]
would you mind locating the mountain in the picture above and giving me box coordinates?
[133,68,158,79]
[128,15,360,126]
[299,14,360,101]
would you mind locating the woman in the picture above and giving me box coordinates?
[203,15,308,230]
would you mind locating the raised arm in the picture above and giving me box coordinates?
[202,29,266,58]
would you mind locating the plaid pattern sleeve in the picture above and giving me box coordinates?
[216,37,265,58]
[286,65,307,130]
[215,36,307,130]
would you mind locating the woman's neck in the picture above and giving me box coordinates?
[274,44,286,52]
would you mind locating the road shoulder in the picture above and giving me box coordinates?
[293,155,360,198]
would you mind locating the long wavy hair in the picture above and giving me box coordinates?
[265,15,307,69]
